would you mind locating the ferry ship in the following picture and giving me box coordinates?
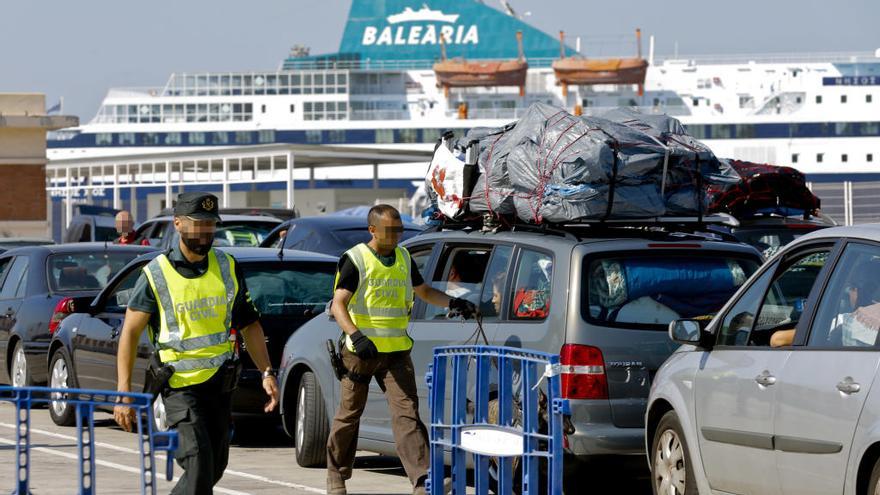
[48,0,880,218]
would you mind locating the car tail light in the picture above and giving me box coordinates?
[49,297,75,334]
[559,344,608,400]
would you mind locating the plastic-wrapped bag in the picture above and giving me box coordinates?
[425,144,468,219]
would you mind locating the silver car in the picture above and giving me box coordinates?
[277,223,761,483]
[647,224,880,495]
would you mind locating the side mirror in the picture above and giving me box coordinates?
[668,319,705,346]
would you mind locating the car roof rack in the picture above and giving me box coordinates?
[424,213,743,243]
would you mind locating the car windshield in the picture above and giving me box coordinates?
[243,262,336,316]
[49,251,144,292]
[584,254,759,330]
[214,221,278,247]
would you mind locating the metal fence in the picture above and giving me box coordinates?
[810,180,880,226]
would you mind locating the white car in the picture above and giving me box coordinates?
[647,224,880,495]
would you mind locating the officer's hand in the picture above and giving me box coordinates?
[113,397,136,433]
[350,330,379,360]
[449,297,478,320]
[263,376,279,413]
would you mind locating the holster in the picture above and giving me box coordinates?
[145,351,174,398]
[326,336,371,384]
[219,356,242,393]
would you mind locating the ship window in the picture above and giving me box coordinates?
[816,95,823,104]
[692,98,699,106]
[235,132,253,144]
[714,125,733,139]
[119,133,136,146]
[735,124,756,139]
[792,153,799,164]
[862,122,879,136]
[164,133,182,146]
[95,133,112,146]
[189,132,206,145]
[842,154,848,163]
[836,123,853,135]
[305,130,322,144]
[399,129,418,144]
[261,104,266,113]
[328,130,345,143]
[143,133,160,146]
[869,154,874,162]
[376,129,394,144]
[817,153,824,163]
[211,132,229,145]
[422,129,439,143]
[795,96,802,104]
[841,95,848,104]
[290,104,295,113]
[258,130,275,143]
[868,94,873,103]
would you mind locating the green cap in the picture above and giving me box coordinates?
[173,192,221,221]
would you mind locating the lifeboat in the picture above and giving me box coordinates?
[434,31,528,97]
[553,29,649,96]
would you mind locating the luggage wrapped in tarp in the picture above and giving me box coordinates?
[426,102,738,224]
[707,159,821,217]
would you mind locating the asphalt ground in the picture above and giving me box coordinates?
[0,402,651,494]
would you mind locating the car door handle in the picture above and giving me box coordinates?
[755,371,777,386]
[110,327,120,339]
[837,377,861,395]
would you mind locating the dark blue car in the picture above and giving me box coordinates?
[259,216,423,256]
[0,243,154,387]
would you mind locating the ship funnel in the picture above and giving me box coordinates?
[517,31,524,60]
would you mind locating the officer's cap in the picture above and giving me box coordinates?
[174,192,221,222]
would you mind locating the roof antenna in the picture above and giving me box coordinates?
[276,226,287,261]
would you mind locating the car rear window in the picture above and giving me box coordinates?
[95,226,119,242]
[243,262,336,316]
[584,253,759,330]
[49,251,144,292]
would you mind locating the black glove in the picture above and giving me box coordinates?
[449,297,478,319]
[350,330,379,360]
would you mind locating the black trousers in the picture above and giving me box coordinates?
[162,370,233,495]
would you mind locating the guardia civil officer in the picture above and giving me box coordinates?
[114,192,279,495]
[327,204,476,495]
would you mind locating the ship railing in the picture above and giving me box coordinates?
[656,50,878,66]
[105,87,165,98]
[447,105,691,121]
[350,110,411,121]
[282,57,560,71]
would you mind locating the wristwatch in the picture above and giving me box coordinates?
[262,369,277,379]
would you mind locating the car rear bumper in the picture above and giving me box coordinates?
[566,400,645,458]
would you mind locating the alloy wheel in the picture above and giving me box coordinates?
[11,346,27,388]
[654,429,687,495]
[49,357,70,416]
[296,384,306,452]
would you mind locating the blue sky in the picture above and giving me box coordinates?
[1,0,877,119]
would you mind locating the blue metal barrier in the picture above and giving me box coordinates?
[426,345,570,495]
[0,386,178,495]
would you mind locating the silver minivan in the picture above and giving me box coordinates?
[279,223,761,487]
[648,224,880,495]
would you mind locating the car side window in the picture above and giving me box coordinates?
[0,259,12,287]
[408,245,433,277]
[477,245,513,321]
[424,245,493,320]
[0,257,29,300]
[509,249,553,321]
[104,267,144,313]
[808,243,880,348]
[717,266,776,346]
[749,249,830,347]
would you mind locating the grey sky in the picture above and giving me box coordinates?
[1,0,877,120]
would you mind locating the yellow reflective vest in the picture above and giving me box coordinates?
[143,249,238,388]
[338,243,414,353]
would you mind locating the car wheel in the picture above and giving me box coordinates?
[294,371,329,467]
[868,455,880,495]
[651,410,697,495]
[152,394,168,432]
[10,341,33,388]
[48,349,78,426]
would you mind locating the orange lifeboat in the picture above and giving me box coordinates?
[434,31,528,98]
[553,29,649,96]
